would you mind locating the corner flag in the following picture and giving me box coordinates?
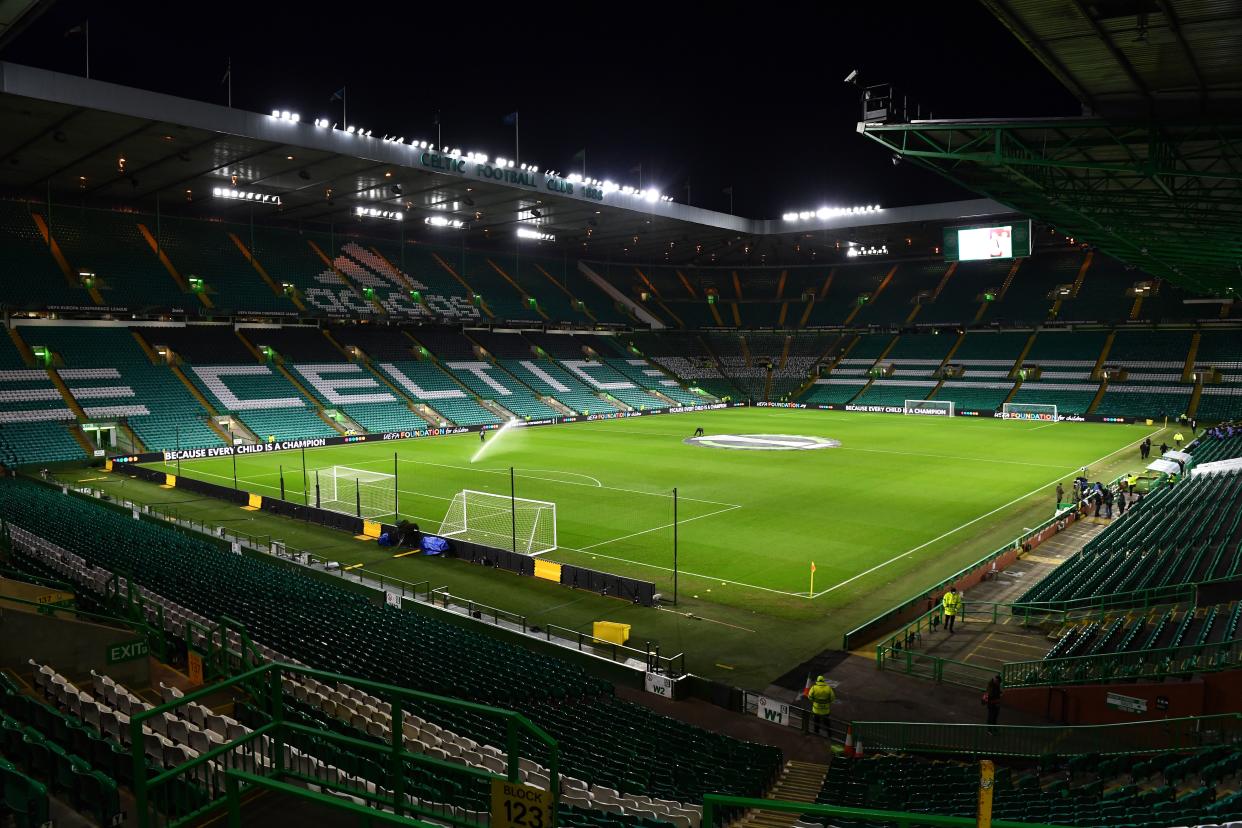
[801,674,812,698]
[809,561,816,597]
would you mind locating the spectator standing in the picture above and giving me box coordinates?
[1160,442,1169,455]
[1056,483,1064,510]
[807,676,836,737]
[983,675,1003,728]
[942,586,963,634]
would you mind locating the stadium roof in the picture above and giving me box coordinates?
[857,1,1242,296]
[981,0,1242,118]
[0,61,1018,268]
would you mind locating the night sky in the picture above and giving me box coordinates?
[2,1,1080,218]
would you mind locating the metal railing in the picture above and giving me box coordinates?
[842,494,1101,650]
[1002,634,1242,688]
[700,793,1064,828]
[851,714,1242,759]
[130,661,559,828]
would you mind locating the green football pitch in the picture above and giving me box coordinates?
[143,408,1155,609]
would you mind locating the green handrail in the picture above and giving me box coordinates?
[851,713,1242,758]
[700,793,1066,828]
[1002,634,1242,688]
[130,661,559,828]
[223,770,449,828]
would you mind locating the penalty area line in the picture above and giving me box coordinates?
[809,426,1165,599]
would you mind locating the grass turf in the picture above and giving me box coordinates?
[65,407,1152,685]
[139,408,1153,614]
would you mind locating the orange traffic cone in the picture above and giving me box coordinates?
[854,738,864,758]
[843,725,855,758]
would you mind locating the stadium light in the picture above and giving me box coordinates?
[355,206,404,221]
[425,216,464,229]
[212,187,281,205]
[517,228,555,241]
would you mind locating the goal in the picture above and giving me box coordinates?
[317,466,396,520]
[438,489,557,555]
[903,399,954,417]
[1002,403,1059,421]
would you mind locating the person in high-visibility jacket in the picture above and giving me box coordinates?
[942,586,963,634]
[807,676,836,737]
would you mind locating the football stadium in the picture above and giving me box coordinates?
[0,2,1241,827]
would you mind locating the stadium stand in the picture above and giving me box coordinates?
[1016,470,1242,607]
[933,330,1027,412]
[1095,329,1195,419]
[0,201,94,311]
[856,261,947,326]
[805,263,892,326]
[413,330,559,420]
[22,326,222,451]
[1056,253,1133,323]
[43,208,190,312]
[806,748,1242,827]
[628,332,738,400]
[850,333,953,408]
[1194,330,1242,422]
[0,477,784,808]
[150,215,299,314]
[916,259,1013,325]
[989,250,1083,326]
[0,331,86,466]
[1007,329,1107,416]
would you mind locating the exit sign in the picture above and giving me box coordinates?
[107,639,149,664]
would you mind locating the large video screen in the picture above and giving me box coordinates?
[942,219,1031,262]
[957,226,1013,260]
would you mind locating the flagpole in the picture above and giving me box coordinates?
[227,57,232,107]
[809,562,815,597]
[85,20,90,80]
[515,111,520,167]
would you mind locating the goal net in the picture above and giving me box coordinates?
[438,489,557,555]
[317,466,396,520]
[1002,403,1059,421]
[904,399,954,417]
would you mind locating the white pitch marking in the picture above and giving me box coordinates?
[810,427,1164,598]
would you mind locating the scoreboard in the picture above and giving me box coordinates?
[943,220,1032,262]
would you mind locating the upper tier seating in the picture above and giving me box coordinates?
[0,201,94,310]
[46,208,189,312]
[0,478,783,806]
[855,262,946,326]
[989,251,1082,325]
[152,216,297,314]
[413,331,558,420]
[918,259,1014,325]
[1195,330,1242,422]
[27,326,221,451]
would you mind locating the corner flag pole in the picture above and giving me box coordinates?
[810,561,816,598]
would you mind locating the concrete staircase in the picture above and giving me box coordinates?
[730,761,828,828]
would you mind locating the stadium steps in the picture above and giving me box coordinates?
[430,251,495,319]
[366,245,439,317]
[356,355,456,426]
[796,292,816,327]
[261,355,348,436]
[45,369,88,420]
[7,326,37,366]
[401,332,503,420]
[1187,381,1204,418]
[635,267,685,328]
[1129,291,1144,320]
[843,264,897,326]
[533,261,601,323]
[907,262,956,326]
[165,363,218,415]
[730,761,827,828]
[778,336,792,370]
[64,421,97,456]
[30,212,104,305]
[486,258,549,320]
[1182,331,1201,382]
[1091,330,1117,380]
[976,259,1025,322]
[228,232,307,312]
[136,223,212,310]
[939,331,967,369]
[1011,331,1039,378]
[1050,251,1094,319]
[1087,378,1110,415]
[307,240,385,315]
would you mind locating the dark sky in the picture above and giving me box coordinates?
[2,1,1081,218]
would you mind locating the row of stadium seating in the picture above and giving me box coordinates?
[0,201,631,325]
[591,250,1224,331]
[1015,470,1242,607]
[0,324,710,461]
[0,478,784,805]
[806,748,1242,827]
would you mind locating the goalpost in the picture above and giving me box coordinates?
[438,489,558,555]
[318,466,396,520]
[903,399,954,417]
[1002,403,1059,421]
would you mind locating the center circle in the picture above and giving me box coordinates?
[684,434,841,451]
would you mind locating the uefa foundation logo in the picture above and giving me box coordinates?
[684,434,841,451]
